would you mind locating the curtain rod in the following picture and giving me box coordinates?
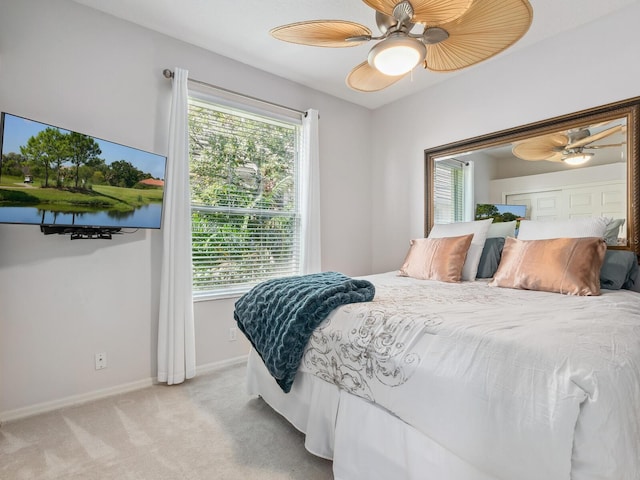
[162,69,306,117]
[448,158,470,166]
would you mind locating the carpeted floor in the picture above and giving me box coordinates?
[0,363,333,480]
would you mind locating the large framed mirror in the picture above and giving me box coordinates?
[425,96,640,257]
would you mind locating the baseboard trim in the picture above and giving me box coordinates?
[0,355,249,425]
[0,378,154,424]
[196,354,248,376]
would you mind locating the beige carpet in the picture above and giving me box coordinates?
[0,363,333,480]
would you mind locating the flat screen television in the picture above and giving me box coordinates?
[475,203,527,222]
[0,112,167,237]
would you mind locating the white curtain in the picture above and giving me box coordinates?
[300,109,321,274]
[463,161,475,222]
[157,67,196,385]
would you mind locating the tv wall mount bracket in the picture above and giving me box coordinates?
[40,225,122,240]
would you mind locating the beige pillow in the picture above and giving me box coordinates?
[428,219,493,280]
[399,234,474,283]
[489,237,606,295]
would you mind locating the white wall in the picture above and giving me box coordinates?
[0,0,373,417]
[370,2,640,273]
[472,152,497,204]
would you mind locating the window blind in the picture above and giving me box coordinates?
[188,97,302,296]
[434,159,466,224]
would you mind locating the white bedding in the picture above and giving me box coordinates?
[250,272,640,479]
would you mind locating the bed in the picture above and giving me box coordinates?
[237,218,640,480]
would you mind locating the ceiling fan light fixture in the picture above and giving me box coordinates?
[368,35,426,76]
[563,152,594,166]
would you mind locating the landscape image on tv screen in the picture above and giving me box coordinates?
[0,113,166,229]
[475,203,527,223]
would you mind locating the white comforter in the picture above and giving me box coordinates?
[299,272,640,480]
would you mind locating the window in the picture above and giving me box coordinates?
[433,159,474,224]
[188,95,303,298]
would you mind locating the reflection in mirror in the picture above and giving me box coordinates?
[425,97,639,256]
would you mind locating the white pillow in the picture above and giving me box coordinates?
[517,217,609,240]
[429,219,493,280]
[487,220,517,238]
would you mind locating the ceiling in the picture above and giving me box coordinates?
[71,0,638,110]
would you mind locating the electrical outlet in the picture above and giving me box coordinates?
[229,327,237,341]
[95,352,107,370]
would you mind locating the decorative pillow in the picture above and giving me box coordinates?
[603,218,625,246]
[600,249,639,290]
[428,218,493,280]
[517,217,609,240]
[476,237,505,278]
[489,237,607,295]
[487,220,517,238]
[399,234,474,283]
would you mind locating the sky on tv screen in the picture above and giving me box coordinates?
[2,113,165,179]
[493,204,526,217]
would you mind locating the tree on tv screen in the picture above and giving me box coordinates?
[67,131,102,188]
[475,203,499,219]
[6,128,154,190]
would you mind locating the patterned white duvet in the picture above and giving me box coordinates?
[299,272,640,480]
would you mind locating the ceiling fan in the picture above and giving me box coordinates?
[511,124,626,165]
[270,0,533,92]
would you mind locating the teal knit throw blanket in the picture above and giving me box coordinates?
[234,271,376,393]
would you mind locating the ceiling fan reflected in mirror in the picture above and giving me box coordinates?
[511,123,627,166]
[270,0,534,92]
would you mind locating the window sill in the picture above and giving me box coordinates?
[193,291,246,303]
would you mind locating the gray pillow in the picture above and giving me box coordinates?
[600,250,639,290]
[476,237,505,279]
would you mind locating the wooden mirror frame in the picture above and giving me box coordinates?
[425,96,640,257]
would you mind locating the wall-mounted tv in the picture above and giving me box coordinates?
[0,112,167,236]
[475,203,527,222]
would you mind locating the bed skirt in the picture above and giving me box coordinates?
[246,349,497,480]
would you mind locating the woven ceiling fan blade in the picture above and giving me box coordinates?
[270,20,372,47]
[362,0,473,25]
[346,61,407,92]
[425,0,532,72]
[566,124,623,149]
[512,133,569,162]
[584,143,627,150]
